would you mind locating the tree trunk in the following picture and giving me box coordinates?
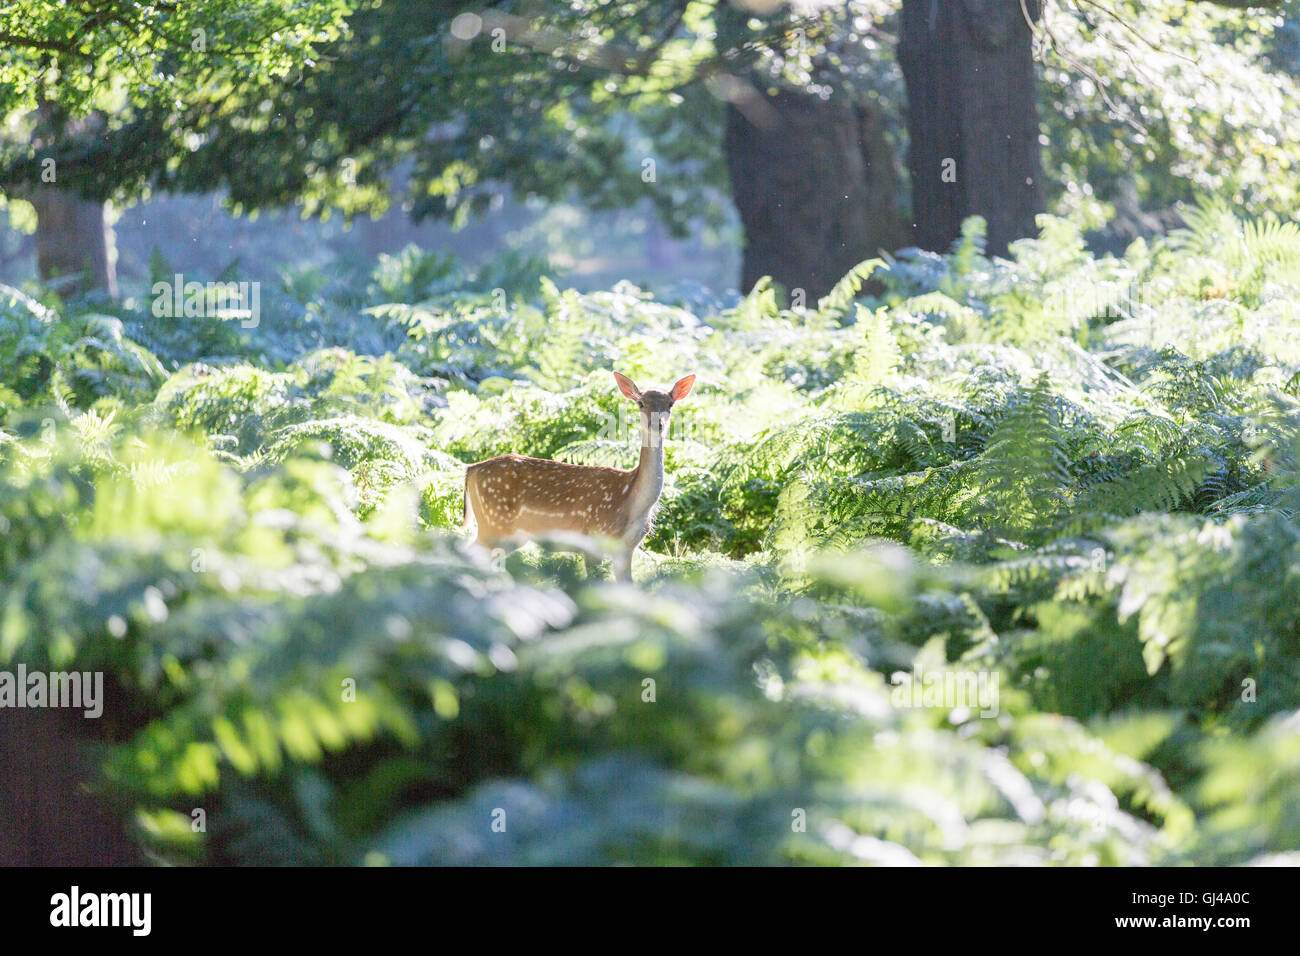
[0,707,141,865]
[898,0,1045,257]
[30,187,118,298]
[724,89,906,299]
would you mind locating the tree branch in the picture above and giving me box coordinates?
[0,32,77,54]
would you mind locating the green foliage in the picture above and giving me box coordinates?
[5,209,1300,865]
[0,1,353,116]
[1041,0,1300,222]
[0,287,163,409]
[7,0,1297,291]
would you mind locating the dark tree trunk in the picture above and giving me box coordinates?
[23,105,118,298]
[898,0,1045,257]
[30,187,118,298]
[725,89,906,299]
[0,708,141,865]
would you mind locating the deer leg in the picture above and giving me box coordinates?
[611,548,633,584]
[466,479,504,551]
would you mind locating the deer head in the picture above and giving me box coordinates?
[614,371,695,449]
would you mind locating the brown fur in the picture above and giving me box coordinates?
[465,454,638,546]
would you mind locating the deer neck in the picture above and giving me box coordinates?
[627,412,667,530]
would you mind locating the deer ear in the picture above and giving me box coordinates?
[670,374,696,403]
[613,371,642,402]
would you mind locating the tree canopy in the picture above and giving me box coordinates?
[4,1,1299,286]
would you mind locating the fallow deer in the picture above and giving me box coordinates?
[463,371,696,582]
